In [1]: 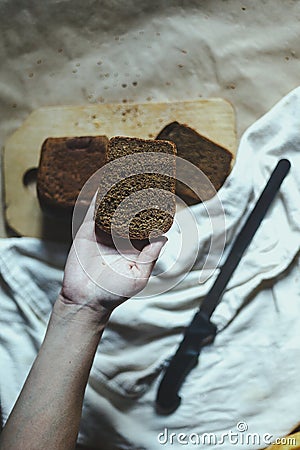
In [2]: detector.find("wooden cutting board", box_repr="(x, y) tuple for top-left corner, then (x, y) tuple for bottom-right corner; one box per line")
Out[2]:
(3, 99), (237, 241)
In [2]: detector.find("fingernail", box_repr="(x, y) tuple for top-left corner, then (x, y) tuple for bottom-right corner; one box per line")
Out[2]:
(151, 236), (168, 245)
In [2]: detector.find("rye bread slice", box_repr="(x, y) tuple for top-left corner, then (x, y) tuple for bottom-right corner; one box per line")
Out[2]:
(37, 136), (108, 217)
(94, 136), (176, 240)
(156, 122), (233, 205)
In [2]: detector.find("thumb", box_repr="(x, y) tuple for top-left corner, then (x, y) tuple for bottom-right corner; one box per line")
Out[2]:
(136, 236), (167, 277)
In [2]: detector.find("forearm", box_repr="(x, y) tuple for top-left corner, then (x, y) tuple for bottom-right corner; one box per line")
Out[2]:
(0, 297), (110, 450)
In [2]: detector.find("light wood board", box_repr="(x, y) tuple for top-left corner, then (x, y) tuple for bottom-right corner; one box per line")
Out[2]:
(3, 99), (237, 240)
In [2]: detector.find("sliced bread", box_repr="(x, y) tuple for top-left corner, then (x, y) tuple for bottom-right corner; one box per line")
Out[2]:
(94, 136), (176, 240)
(37, 136), (108, 217)
(156, 121), (233, 205)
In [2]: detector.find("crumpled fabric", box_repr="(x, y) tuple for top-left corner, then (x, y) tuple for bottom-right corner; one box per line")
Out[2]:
(1, 88), (300, 449)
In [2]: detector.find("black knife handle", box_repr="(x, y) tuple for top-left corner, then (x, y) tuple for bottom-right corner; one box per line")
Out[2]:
(155, 159), (291, 415)
(156, 311), (217, 414)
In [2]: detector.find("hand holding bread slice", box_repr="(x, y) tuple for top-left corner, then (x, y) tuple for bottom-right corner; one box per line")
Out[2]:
(94, 136), (176, 240)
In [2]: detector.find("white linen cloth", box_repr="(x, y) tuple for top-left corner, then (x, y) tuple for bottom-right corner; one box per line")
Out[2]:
(1, 87), (300, 449)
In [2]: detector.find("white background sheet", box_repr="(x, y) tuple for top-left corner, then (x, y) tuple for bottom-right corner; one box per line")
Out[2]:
(2, 89), (300, 449)
(1, 2), (300, 449)
(1, 0), (300, 235)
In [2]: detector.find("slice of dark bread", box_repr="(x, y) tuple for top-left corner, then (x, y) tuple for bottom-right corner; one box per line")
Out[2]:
(37, 136), (108, 217)
(156, 122), (233, 205)
(94, 136), (176, 240)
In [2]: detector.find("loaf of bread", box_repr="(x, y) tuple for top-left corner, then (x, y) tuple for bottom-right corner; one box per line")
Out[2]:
(94, 136), (176, 240)
(37, 136), (108, 216)
(156, 121), (233, 205)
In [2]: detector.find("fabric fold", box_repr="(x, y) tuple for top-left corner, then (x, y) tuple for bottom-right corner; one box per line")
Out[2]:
(2, 88), (300, 448)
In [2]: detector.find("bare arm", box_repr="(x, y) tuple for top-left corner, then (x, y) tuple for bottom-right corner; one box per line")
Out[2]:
(0, 201), (166, 450)
(0, 299), (108, 450)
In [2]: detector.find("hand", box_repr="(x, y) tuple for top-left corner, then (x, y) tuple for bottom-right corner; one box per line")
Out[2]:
(60, 197), (167, 315)
(0, 199), (168, 450)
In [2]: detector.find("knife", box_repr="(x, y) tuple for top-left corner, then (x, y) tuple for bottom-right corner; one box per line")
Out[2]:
(156, 158), (291, 414)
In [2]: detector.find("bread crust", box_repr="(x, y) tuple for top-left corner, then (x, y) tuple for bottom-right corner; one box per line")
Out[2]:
(156, 121), (233, 205)
(37, 136), (108, 217)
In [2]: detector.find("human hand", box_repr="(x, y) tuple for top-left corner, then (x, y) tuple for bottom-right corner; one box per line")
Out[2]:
(59, 197), (167, 316)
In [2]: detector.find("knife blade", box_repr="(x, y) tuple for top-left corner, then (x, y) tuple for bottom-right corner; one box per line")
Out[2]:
(156, 158), (291, 414)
